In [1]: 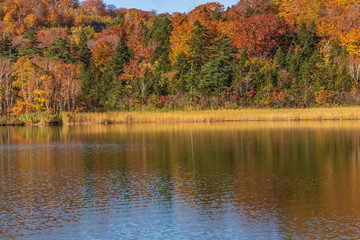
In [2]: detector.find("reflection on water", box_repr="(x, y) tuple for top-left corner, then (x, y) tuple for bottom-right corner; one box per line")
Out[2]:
(1, 122), (360, 239)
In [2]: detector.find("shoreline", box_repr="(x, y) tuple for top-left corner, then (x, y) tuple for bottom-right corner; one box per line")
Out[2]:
(2, 107), (360, 126)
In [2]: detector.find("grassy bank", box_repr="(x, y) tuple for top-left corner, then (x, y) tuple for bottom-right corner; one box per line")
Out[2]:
(3, 107), (360, 126)
(0, 112), (60, 126)
(60, 107), (360, 124)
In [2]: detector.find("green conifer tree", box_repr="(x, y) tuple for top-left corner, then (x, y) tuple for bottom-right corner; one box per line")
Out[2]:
(199, 36), (236, 95)
(78, 31), (92, 69)
(99, 36), (132, 108)
(335, 64), (352, 93)
(145, 15), (173, 95)
(296, 22), (308, 47)
(296, 21), (320, 50)
(273, 47), (286, 69)
(146, 14), (172, 63)
(0, 34), (18, 60)
(19, 27), (41, 58)
(77, 31), (99, 108)
(234, 47), (249, 82)
(47, 38), (74, 63)
(188, 20), (210, 71)
(173, 52), (190, 91)
(78, 61), (99, 107)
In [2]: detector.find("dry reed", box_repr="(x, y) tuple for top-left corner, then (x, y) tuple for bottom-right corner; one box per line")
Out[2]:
(60, 107), (360, 125)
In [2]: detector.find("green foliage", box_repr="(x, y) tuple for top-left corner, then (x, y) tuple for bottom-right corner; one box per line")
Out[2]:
(78, 61), (98, 103)
(173, 52), (190, 91)
(146, 15), (173, 61)
(77, 31), (97, 105)
(296, 21), (320, 50)
(46, 38), (74, 63)
(108, 36), (132, 77)
(78, 31), (92, 69)
(19, 27), (41, 58)
(146, 15), (173, 96)
(335, 65), (352, 92)
(199, 36), (236, 95)
(188, 20), (210, 71)
(234, 47), (249, 82)
(17, 112), (60, 124)
(99, 36), (132, 108)
(132, 66), (154, 99)
(273, 47), (286, 69)
(0, 34), (18, 60)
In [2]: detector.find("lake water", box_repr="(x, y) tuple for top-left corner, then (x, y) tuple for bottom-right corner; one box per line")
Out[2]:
(1, 122), (360, 239)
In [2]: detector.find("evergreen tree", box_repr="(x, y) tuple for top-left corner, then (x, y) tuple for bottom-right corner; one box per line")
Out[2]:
(287, 48), (301, 81)
(0, 34), (18, 60)
(153, 52), (172, 95)
(296, 22), (308, 47)
(146, 14), (173, 63)
(188, 20), (210, 71)
(78, 61), (98, 107)
(173, 51), (190, 91)
(234, 47), (249, 82)
(335, 64), (352, 93)
(199, 36), (236, 94)
(307, 21), (320, 49)
(299, 61), (312, 87)
(99, 36), (132, 107)
(107, 36), (131, 77)
(78, 31), (92, 69)
(77, 31), (98, 107)
(47, 38), (74, 63)
(19, 27), (41, 58)
(184, 20), (211, 97)
(132, 66), (154, 99)
(285, 46), (295, 66)
(273, 47), (286, 69)
(300, 42), (313, 61)
(296, 21), (320, 50)
(238, 47), (249, 66)
(308, 51), (325, 89)
(107, 15), (125, 28)
(174, 52), (189, 77)
(290, 22), (321, 91)
(146, 15), (173, 95)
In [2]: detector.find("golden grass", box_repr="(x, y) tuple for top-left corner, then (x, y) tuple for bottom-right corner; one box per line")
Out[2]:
(61, 107), (360, 125)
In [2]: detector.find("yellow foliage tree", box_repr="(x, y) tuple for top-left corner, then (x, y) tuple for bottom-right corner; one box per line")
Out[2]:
(12, 58), (48, 114)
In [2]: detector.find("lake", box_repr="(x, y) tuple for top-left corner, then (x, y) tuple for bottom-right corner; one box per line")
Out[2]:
(1, 122), (360, 239)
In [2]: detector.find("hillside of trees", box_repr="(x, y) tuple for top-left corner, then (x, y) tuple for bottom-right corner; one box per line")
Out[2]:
(0, 0), (360, 115)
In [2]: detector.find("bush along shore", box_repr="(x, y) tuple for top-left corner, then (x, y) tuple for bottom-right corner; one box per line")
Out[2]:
(3, 108), (360, 126)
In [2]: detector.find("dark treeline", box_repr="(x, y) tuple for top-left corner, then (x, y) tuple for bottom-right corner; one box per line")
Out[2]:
(0, 0), (359, 115)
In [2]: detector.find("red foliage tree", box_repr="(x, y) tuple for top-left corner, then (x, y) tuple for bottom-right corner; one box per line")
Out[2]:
(230, 14), (293, 58)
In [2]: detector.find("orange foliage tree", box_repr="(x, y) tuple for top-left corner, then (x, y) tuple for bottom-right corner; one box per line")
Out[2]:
(169, 3), (230, 63)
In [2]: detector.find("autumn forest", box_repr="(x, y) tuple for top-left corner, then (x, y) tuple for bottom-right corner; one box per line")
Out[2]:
(0, 0), (360, 116)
